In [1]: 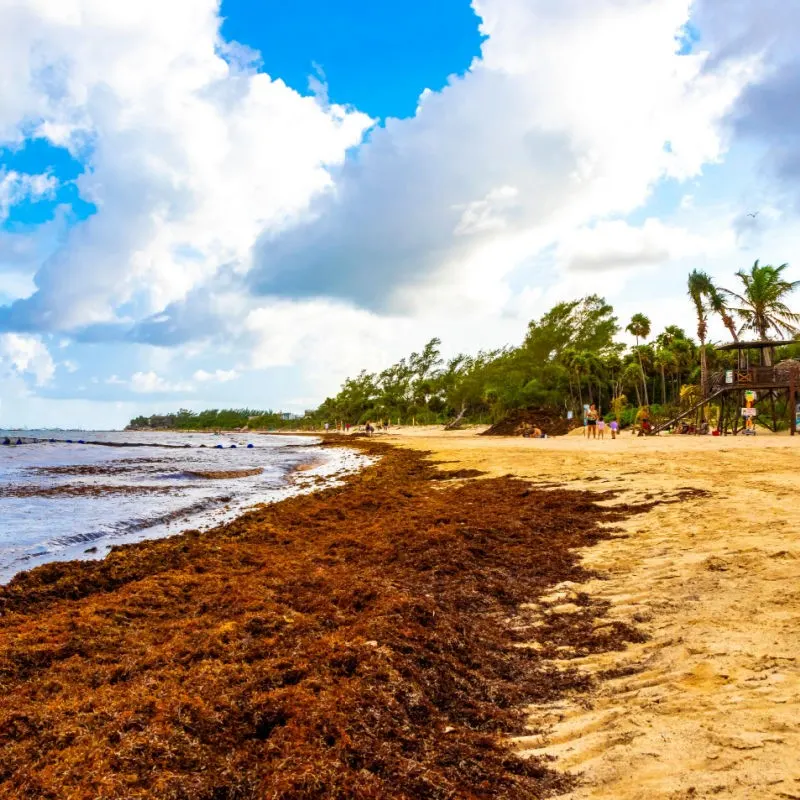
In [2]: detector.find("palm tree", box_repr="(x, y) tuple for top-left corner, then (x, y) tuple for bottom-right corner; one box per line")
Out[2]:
(688, 270), (712, 396)
(706, 289), (739, 343)
(626, 313), (651, 406)
(565, 350), (593, 411)
(722, 260), (800, 364)
(621, 362), (643, 407)
(654, 348), (677, 406)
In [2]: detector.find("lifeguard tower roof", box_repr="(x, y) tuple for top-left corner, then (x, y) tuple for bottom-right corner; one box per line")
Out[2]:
(715, 339), (796, 351)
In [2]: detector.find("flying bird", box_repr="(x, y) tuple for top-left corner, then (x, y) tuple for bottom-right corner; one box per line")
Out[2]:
(746, 211), (759, 218)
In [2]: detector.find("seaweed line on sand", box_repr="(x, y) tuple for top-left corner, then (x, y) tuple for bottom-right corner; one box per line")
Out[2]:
(0, 440), (651, 800)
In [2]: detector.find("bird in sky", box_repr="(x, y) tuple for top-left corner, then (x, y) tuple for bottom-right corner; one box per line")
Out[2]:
(746, 211), (759, 218)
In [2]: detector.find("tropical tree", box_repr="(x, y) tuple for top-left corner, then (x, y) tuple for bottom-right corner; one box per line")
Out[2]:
(722, 260), (800, 364)
(654, 348), (677, 406)
(621, 362), (644, 407)
(687, 270), (713, 395)
(626, 313), (651, 406)
(564, 349), (589, 410)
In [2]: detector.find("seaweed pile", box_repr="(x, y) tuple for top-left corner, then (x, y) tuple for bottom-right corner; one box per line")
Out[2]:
(0, 442), (644, 799)
(27, 458), (170, 477)
(481, 408), (575, 437)
(183, 468), (264, 480)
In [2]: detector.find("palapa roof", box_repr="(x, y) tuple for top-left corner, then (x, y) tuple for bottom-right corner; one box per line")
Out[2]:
(715, 339), (797, 351)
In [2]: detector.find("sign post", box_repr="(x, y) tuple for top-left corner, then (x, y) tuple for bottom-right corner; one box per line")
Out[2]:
(742, 390), (757, 434)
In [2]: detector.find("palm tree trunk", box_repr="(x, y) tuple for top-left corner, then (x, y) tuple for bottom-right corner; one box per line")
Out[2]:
(758, 321), (773, 366)
(700, 342), (708, 397)
(636, 341), (649, 406)
(661, 366), (666, 406)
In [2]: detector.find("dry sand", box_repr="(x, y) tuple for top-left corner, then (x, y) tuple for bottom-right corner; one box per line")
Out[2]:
(387, 427), (800, 799)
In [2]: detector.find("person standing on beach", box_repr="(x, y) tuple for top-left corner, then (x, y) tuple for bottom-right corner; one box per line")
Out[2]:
(610, 419), (618, 440)
(586, 404), (599, 439)
(597, 418), (605, 439)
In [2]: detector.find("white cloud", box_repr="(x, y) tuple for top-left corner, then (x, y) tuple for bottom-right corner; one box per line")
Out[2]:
(193, 368), (239, 382)
(104, 371), (194, 393)
(250, 0), (758, 310)
(0, 0), (372, 331)
(0, 170), (57, 222)
(0, 333), (56, 385)
(129, 371), (194, 394)
(692, 1), (800, 207)
(559, 218), (734, 273)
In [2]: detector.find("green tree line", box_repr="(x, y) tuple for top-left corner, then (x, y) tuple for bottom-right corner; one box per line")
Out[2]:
(128, 261), (800, 432)
(127, 409), (301, 431)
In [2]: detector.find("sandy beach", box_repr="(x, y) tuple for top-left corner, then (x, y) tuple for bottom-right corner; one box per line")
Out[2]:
(384, 427), (800, 799)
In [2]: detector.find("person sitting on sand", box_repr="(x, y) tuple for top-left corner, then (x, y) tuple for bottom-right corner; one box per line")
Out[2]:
(586, 404), (599, 439)
(533, 426), (543, 438)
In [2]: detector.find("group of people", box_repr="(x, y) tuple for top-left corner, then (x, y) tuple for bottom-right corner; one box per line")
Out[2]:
(322, 421), (390, 435)
(521, 423), (545, 438)
(584, 404), (619, 440)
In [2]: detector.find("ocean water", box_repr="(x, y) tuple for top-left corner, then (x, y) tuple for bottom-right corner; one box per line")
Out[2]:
(0, 430), (369, 584)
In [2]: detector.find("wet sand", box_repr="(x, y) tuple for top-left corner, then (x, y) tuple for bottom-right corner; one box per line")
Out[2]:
(387, 428), (800, 799)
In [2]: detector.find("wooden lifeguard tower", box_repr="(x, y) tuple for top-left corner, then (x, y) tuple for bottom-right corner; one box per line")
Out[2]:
(655, 339), (799, 435)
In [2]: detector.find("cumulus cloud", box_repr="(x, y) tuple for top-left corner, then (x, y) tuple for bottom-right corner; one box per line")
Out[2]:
(129, 371), (194, 394)
(0, 170), (57, 222)
(193, 368), (239, 383)
(559, 218), (733, 273)
(0, 332), (55, 385)
(693, 0), (800, 204)
(103, 372), (193, 393)
(0, 0), (372, 332)
(248, 0), (756, 310)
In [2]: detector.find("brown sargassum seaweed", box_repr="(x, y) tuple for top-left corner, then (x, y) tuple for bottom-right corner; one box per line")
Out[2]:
(0, 441), (646, 799)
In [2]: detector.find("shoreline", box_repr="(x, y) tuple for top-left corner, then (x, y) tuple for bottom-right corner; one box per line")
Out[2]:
(0, 437), (648, 799)
(0, 434), (365, 585)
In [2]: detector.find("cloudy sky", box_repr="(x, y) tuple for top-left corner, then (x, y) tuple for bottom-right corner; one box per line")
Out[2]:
(1, 0), (798, 428)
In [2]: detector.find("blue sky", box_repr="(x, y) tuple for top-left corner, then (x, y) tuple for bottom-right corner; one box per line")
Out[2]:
(1, 0), (799, 428)
(220, 0), (485, 119)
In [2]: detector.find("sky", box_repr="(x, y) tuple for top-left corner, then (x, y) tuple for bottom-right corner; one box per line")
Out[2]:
(1, 0), (799, 428)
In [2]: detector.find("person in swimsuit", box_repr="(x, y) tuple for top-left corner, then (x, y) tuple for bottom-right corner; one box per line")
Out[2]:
(587, 404), (599, 439)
